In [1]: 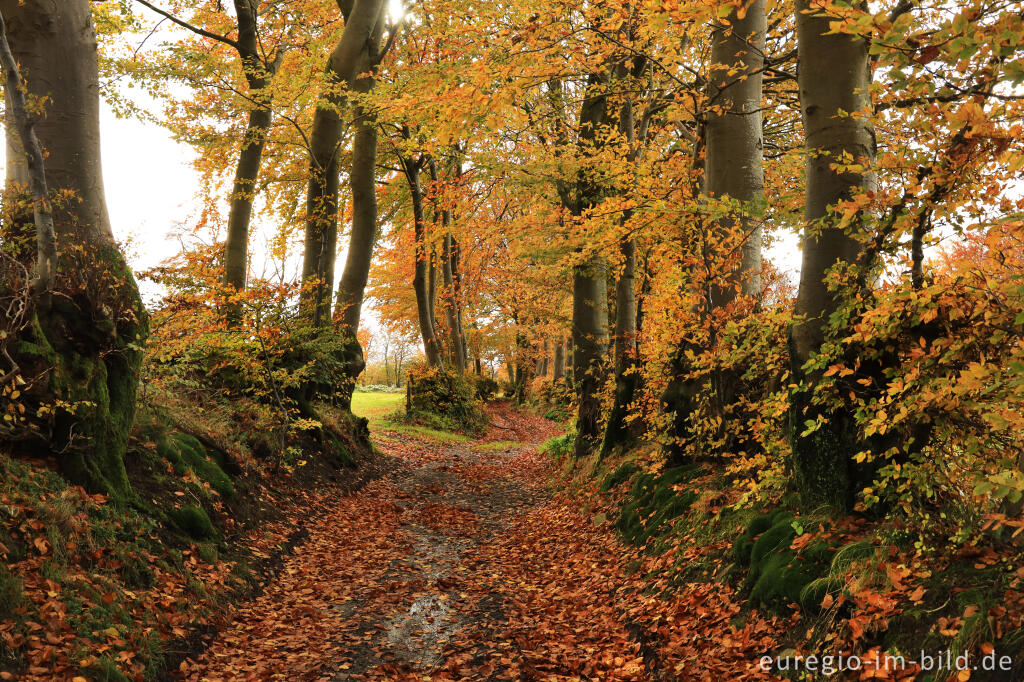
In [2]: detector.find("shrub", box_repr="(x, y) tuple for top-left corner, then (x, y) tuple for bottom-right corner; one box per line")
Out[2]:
(541, 433), (575, 461)
(405, 365), (487, 432)
(474, 376), (499, 401)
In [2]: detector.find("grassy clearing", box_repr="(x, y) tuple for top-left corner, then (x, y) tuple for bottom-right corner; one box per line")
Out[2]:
(351, 391), (405, 428)
(351, 390), (472, 444)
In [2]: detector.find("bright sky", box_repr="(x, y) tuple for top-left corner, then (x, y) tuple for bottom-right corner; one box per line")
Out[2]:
(0, 99), (195, 305)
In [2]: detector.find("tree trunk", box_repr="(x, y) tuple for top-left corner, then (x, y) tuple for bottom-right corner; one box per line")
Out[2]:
(706, 0), (766, 305)
(441, 234), (467, 373)
(602, 235), (639, 455)
(790, 0), (876, 511)
(602, 93), (643, 455)
(223, 105), (272, 300)
(428, 160), (467, 373)
(332, 31), (384, 407)
(569, 71), (614, 458)
(300, 0), (385, 327)
(222, 0), (276, 324)
(0, 8), (56, 294)
(706, 0), (767, 450)
(334, 89), (377, 334)
(572, 258), (609, 456)
(552, 340), (566, 382)
(427, 248), (437, 332)
(1, 0), (147, 500)
(402, 154), (443, 367)
(661, 4), (766, 460)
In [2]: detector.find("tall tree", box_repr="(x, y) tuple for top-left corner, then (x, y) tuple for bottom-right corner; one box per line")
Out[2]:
(332, 4), (392, 404)
(300, 0), (387, 327)
(428, 159), (468, 373)
(706, 0), (766, 304)
(661, 1), (767, 460)
(1, 0), (147, 498)
(400, 147), (444, 367)
(134, 0), (283, 323)
(789, 0), (876, 510)
(569, 70), (614, 458)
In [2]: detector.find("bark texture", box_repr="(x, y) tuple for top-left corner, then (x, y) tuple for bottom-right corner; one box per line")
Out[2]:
(661, 2), (766, 461)
(222, 0), (278, 311)
(706, 0), (766, 303)
(332, 17), (387, 406)
(428, 159), (468, 373)
(1, 0), (147, 499)
(0, 7), (56, 293)
(568, 71), (614, 458)
(300, 0), (386, 327)
(552, 340), (566, 382)
(790, 0), (877, 511)
(401, 151), (443, 367)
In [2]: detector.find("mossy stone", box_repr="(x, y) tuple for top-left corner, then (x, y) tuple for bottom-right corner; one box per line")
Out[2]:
(170, 505), (215, 540)
(162, 433), (235, 498)
(614, 465), (702, 547)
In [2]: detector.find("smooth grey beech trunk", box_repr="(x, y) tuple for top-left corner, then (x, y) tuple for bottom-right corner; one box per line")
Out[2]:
(790, 0), (877, 511)
(441, 233), (467, 372)
(427, 159), (468, 373)
(222, 0), (278, 314)
(661, 3), (766, 461)
(603, 93), (646, 455)
(335, 42), (382, 336)
(552, 340), (566, 382)
(300, 0), (386, 327)
(401, 153), (443, 367)
(706, 0), (766, 304)
(0, 7), (56, 295)
(1, 0), (147, 499)
(568, 70), (615, 458)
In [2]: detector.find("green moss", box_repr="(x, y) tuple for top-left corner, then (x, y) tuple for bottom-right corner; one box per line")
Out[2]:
(750, 517), (797, 565)
(23, 249), (149, 503)
(169, 505), (215, 540)
(157, 433), (234, 498)
(733, 510), (791, 566)
(323, 428), (355, 468)
(734, 512), (839, 611)
(172, 434), (234, 498)
(614, 465), (703, 548)
(0, 564), (24, 614)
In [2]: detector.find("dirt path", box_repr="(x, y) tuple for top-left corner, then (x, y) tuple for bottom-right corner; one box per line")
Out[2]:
(178, 405), (778, 681)
(177, 406), (557, 680)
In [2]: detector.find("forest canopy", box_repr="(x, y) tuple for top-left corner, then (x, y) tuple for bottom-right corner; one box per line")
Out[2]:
(1, 0), (1024, 679)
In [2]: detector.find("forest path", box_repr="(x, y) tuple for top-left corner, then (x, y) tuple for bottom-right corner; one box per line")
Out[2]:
(176, 401), (778, 681)
(176, 403), (633, 680)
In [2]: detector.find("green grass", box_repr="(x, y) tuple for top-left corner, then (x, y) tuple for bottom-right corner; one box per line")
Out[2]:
(475, 440), (519, 451)
(351, 391), (472, 444)
(379, 423), (473, 444)
(351, 391), (406, 428)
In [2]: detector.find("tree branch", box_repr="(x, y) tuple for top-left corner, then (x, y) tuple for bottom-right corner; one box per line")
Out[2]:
(134, 0), (240, 50)
(0, 8), (57, 294)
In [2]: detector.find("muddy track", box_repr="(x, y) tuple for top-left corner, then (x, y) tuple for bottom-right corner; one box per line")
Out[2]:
(177, 409), (560, 681)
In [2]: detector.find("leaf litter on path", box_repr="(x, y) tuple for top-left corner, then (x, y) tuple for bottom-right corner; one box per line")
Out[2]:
(180, 407), (781, 681)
